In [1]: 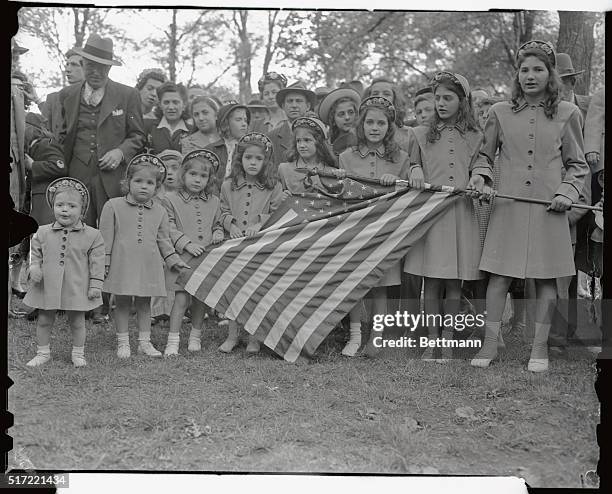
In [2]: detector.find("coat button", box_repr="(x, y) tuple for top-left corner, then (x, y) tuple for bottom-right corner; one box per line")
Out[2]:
(197, 219), (202, 224)
(527, 165), (533, 170)
(528, 150), (533, 155)
(449, 149), (454, 153)
(449, 162), (454, 167)
(198, 235), (204, 240)
(138, 239), (143, 244)
(247, 192), (251, 197)
(244, 211), (248, 215)
(449, 176), (454, 182)
(529, 119), (535, 123)
(60, 253), (65, 258)
(63, 229), (68, 234)
(196, 211), (201, 216)
(61, 245), (66, 250)
(246, 202), (250, 206)
(138, 224), (143, 228)
(62, 236), (67, 241)
(242, 221), (247, 225)
(59, 260), (64, 266)
(525, 180), (531, 186)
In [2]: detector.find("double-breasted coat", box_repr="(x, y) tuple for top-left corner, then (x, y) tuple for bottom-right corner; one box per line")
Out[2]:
(162, 190), (223, 290)
(475, 99), (588, 279)
(24, 221), (105, 311)
(338, 144), (410, 286)
(404, 124), (485, 280)
(99, 196), (181, 296)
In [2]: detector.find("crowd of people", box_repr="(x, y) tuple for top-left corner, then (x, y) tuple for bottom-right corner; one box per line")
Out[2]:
(9, 33), (604, 372)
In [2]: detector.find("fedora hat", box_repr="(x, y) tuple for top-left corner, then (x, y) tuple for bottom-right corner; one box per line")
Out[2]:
(74, 34), (121, 66)
(556, 53), (585, 78)
(275, 81), (316, 109)
(317, 87), (361, 124)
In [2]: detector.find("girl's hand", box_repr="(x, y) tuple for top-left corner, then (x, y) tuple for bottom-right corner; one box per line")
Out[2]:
(185, 242), (204, 256)
(282, 189), (292, 200)
(332, 168), (347, 179)
(586, 152), (600, 168)
(173, 259), (191, 271)
(548, 194), (573, 212)
(245, 224), (261, 237)
(380, 174), (398, 187)
(409, 167), (425, 189)
(29, 265), (42, 283)
(229, 224), (243, 239)
(88, 287), (102, 300)
(466, 174), (493, 200)
(212, 230), (224, 244)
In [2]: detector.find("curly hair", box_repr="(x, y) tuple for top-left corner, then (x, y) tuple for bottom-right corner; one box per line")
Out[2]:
(355, 107), (401, 162)
(229, 141), (277, 189)
(362, 77), (407, 128)
(511, 48), (561, 120)
(153, 82), (190, 121)
(178, 156), (217, 197)
(287, 126), (337, 168)
(426, 80), (479, 143)
(135, 68), (167, 91)
(327, 96), (358, 143)
(120, 162), (164, 195)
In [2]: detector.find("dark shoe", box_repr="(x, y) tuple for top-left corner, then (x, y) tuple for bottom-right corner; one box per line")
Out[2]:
(91, 312), (109, 324)
(26, 308), (39, 321)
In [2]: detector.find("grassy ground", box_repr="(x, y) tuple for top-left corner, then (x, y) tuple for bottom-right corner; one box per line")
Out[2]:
(7, 311), (599, 487)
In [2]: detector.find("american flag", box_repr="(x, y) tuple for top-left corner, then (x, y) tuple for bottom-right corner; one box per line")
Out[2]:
(176, 176), (459, 362)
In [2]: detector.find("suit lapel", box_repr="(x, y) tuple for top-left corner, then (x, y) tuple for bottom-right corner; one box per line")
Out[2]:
(64, 82), (83, 135)
(98, 80), (117, 127)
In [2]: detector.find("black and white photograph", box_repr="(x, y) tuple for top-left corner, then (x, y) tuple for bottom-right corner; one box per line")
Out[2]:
(5, 1), (607, 491)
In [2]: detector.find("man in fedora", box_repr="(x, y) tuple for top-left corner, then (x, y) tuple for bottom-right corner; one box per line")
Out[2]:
(267, 81), (316, 167)
(59, 34), (145, 226)
(556, 53), (591, 124)
(58, 33), (145, 323)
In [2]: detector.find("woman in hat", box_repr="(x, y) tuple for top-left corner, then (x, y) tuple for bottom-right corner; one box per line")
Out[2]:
(404, 71), (485, 361)
(204, 101), (251, 194)
(181, 95), (222, 153)
(337, 96), (410, 357)
(24, 178), (105, 367)
(468, 40), (589, 372)
(247, 99), (272, 134)
(148, 82), (192, 155)
(318, 87), (361, 160)
(258, 72), (288, 129)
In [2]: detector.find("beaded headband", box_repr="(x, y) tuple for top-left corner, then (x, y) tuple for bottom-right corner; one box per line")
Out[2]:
(258, 71), (288, 92)
(291, 116), (328, 139)
(46, 177), (90, 215)
(431, 71), (471, 98)
(182, 149), (221, 171)
(517, 40), (556, 68)
(128, 153), (167, 183)
(238, 132), (274, 155)
(359, 96), (396, 122)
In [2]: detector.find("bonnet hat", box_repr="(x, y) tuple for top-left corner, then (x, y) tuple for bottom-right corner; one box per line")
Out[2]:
(431, 71), (471, 98)
(318, 87), (361, 124)
(291, 116), (328, 140)
(156, 149), (183, 165)
(275, 81), (316, 109)
(182, 149), (221, 172)
(238, 132), (274, 156)
(46, 177), (90, 215)
(517, 40), (556, 68)
(555, 53), (585, 78)
(216, 101), (251, 129)
(414, 86), (433, 98)
(128, 153), (167, 183)
(258, 72), (288, 93)
(358, 96), (397, 123)
(74, 34), (121, 66)
(247, 99), (270, 112)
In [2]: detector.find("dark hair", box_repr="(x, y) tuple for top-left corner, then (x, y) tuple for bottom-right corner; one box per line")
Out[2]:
(427, 80), (479, 143)
(136, 69), (167, 91)
(327, 96), (358, 143)
(362, 77), (407, 128)
(229, 140), (276, 189)
(287, 125), (337, 168)
(355, 106), (401, 162)
(179, 156), (217, 197)
(120, 162), (164, 195)
(511, 48), (561, 119)
(154, 82), (189, 120)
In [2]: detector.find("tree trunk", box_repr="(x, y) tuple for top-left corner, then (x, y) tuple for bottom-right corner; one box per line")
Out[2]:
(234, 11), (252, 102)
(168, 9), (178, 82)
(557, 11), (597, 95)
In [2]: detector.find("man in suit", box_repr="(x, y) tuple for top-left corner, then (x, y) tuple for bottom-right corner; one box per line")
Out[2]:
(40, 48), (84, 138)
(267, 81), (316, 168)
(59, 34), (145, 323)
(59, 34), (145, 228)
(556, 53), (591, 124)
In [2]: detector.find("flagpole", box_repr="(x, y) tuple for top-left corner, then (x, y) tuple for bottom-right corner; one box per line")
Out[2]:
(304, 169), (603, 212)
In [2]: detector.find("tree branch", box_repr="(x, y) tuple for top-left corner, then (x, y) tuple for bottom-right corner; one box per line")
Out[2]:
(204, 64), (233, 89)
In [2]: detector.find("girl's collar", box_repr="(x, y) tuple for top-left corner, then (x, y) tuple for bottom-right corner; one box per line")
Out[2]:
(436, 120), (467, 133)
(233, 177), (266, 190)
(124, 195), (154, 209)
(296, 157), (321, 168)
(178, 190), (209, 202)
(513, 97), (546, 113)
(357, 144), (385, 158)
(51, 220), (85, 231)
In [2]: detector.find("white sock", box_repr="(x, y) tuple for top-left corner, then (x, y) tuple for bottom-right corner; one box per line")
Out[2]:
(71, 345), (84, 358)
(189, 328), (202, 340)
(349, 323), (361, 341)
(167, 333), (180, 344)
(530, 322), (550, 361)
(474, 321), (501, 360)
(138, 331), (151, 343)
(117, 333), (129, 346)
(37, 344), (51, 356)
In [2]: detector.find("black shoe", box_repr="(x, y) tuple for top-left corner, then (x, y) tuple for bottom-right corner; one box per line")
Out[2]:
(11, 288), (26, 299)
(91, 312), (109, 324)
(26, 308), (39, 321)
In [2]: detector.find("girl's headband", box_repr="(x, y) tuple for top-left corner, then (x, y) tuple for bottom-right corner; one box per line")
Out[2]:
(257, 71), (288, 92)
(128, 153), (167, 183)
(190, 95), (220, 114)
(182, 149), (221, 171)
(46, 177), (90, 215)
(517, 40), (556, 68)
(431, 71), (471, 99)
(238, 132), (274, 155)
(359, 96), (396, 123)
(291, 116), (328, 139)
